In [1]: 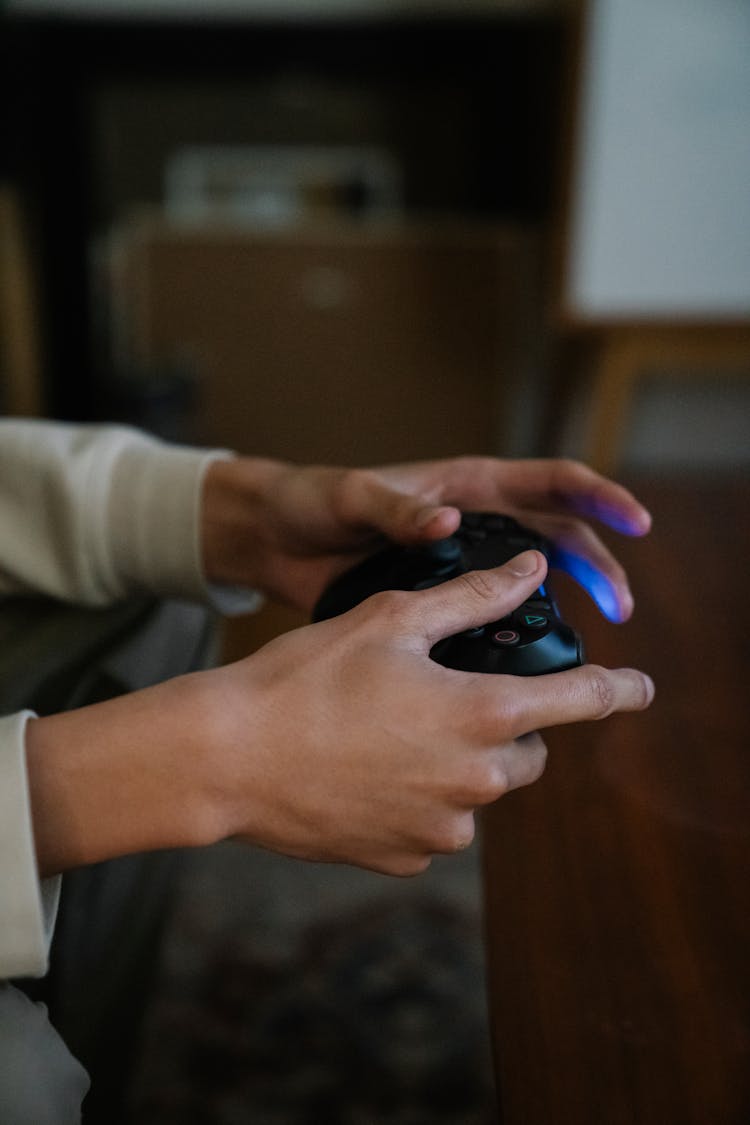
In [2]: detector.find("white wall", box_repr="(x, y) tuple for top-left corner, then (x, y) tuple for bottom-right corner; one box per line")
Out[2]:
(567, 0), (750, 319)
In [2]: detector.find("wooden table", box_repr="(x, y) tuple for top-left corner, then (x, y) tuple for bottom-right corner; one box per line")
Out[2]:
(481, 475), (750, 1124)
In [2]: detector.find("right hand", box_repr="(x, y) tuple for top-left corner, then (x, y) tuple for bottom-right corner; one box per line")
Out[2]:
(209, 549), (654, 876)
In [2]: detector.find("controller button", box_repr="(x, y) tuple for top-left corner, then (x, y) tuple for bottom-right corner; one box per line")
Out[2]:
(521, 613), (548, 630)
(492, 628), (521, 646)
(463, 626), (485, 638)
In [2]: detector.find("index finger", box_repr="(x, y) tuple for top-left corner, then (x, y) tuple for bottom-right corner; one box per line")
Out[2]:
(491, 460), (653, 537)
(480, 663), (655, 740)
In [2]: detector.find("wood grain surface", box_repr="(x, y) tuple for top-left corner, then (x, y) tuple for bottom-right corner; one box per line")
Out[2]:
(481, 474), (750, 1124)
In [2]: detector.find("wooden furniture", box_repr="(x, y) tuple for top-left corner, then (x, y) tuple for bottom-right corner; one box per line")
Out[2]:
(116, 216), (534, 465)
(114, 215), (537, 657)
(3, 11), (565, 421)
(481, 475), (750, 1123)
(548, 322), (750, 475)
(544, 0), (750, 472)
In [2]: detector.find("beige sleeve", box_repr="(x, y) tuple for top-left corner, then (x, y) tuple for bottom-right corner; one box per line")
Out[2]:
(0, 711), (60, 978)
(0, 419), (259, 610)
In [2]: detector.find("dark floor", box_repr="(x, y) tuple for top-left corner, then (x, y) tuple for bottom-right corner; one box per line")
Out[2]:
(126, 840), (497, 1124)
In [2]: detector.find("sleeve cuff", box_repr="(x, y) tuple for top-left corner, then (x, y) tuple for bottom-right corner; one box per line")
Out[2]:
(0, 711), (60, 979)
(104, 433), (263, 613)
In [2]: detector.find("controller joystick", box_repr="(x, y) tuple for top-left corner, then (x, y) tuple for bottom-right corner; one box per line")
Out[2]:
(312, 512), (585, 676)
(421, 537), (463, 566)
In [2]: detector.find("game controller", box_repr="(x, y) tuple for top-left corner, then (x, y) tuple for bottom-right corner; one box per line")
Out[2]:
(312, 512), (585, 676)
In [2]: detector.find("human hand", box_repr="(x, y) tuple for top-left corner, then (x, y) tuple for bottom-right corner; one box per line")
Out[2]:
(208, 551), (653, 875)
(201, 456), (651, 623)
(26, 552), (653, 879)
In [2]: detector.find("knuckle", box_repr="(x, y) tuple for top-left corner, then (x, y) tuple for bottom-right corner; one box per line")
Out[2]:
(553, 456), (597, 486)
(534, 740), (549, 777)
(452, 454), (490, 476)
(360, 588), (413, 626)
(456, 568), (499, 604)
(333, 468), (376, 517)
(523, 737), (549, 782)
(545, 511), (580, 536)
(557, 456), (589, 477)
(547, 457), (603, 504)
(587, 665), (616, 717)
(462, 758), (510, 804)
(468, 682), (556, 751)
(468, 688), (519, 742)
(339, 466), (373, 497)
(484, 759), (513, 800)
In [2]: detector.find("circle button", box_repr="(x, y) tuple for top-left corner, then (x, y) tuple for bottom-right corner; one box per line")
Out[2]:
(492, 628), (520, 646)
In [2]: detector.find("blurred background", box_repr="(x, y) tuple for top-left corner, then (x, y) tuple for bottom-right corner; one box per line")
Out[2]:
(1, 0), (748, 1122)
(3, 0), (748, 482)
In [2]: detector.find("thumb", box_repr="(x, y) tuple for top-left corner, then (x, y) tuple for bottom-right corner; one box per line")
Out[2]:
(341, 472), (462, 543)
(413, 550), (548, 647)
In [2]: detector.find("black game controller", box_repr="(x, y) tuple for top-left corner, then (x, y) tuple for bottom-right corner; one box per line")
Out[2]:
(312, 512), (585, 676)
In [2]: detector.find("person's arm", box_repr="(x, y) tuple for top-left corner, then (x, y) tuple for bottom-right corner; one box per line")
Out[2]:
(0, 419), (258, 609)
(7, 440), (654, 978)
(0, 420), (259, 979)
(24, 551), (653, 882)
(0, 712), (59, 978)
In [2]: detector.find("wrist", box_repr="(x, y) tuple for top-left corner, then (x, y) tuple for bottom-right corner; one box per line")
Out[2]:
(201, 456), (290, 590)
(25, 670), (234, 877)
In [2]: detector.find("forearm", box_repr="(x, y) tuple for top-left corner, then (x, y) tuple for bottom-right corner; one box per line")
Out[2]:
(24, 671), (231, 878)
(0, 420), (224, 605)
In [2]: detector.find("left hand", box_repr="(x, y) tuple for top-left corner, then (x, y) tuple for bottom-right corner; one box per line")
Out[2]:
(201, 455), (651, 622)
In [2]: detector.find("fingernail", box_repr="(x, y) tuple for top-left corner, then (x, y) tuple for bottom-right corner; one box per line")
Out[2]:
(508, 550), (541, 577)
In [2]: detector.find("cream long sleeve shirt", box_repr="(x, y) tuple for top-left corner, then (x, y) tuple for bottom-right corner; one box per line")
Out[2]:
(0, 420), (259, 979)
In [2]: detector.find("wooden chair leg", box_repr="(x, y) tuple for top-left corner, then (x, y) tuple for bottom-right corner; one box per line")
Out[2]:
(585, 333), (641, 475)
(539, 330), (600, 458)
(553, 323), (749, 477)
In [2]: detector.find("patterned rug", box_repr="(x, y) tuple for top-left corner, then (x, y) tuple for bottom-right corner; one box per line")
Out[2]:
(127, 844), (497, 1124)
